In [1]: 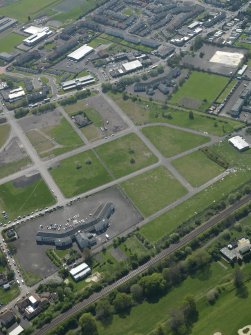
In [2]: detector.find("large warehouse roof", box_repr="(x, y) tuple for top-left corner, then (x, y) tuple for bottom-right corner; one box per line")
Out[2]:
(228, 136), (249, 151)
(122, 60), (142, 72)
(67, 44), (93, 61)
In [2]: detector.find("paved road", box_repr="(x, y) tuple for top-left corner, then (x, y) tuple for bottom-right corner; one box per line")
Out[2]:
(34, 194), (251, 335)
(1, 102), (65, 204)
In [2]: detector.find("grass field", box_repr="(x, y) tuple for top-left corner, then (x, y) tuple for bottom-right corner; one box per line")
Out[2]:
(95, 133), (157, 179)
(216, 79), (237, 104)
(120, 236), (148, 258)
(170, 71), (229, 111)
(97, 262), (234, 335)
(142, 126), (209, 158)
(121, 166), (187, 217)
(211, 140), (251, 169)
(0, 176), (55, 220)
(89, 37), (110, 48)
(109, 93), (243, 136)
(0, 158), (31, 179)
(172, 150), (225, 187)
(0, 124), (10, 149)
(0, 284), (20, 304)
(0, 0), (61, 21)
(27, 117), (83, 158)
(64, 100), (103, 141)
(0, 33), (24, 52)
(140, 169), (251, 242)
(50, 150), (112, 197)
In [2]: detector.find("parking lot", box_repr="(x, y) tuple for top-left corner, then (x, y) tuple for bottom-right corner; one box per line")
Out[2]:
(11, 186), (142, 278)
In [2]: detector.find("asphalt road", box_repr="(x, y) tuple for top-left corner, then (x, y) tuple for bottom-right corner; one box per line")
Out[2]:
(34, 194), (251, 335)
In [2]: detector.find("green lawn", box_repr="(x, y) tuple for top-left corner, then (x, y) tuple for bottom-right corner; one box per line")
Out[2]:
(211, 140), (251, 169)
(170, 71), (229, 111)
(216, 79), (237, 104)
(50, 150), (112, 197)
(140, 169), (251, 242)
(89, 37), (110, 48)
(0, 175), (55, 220)
(95, 133), (157, 179)
(192, 277), (251, 335)
(121, 166), (187, 217)
(0, 0), (61, 21)
(0, 284), (20, 304)
(0, 124), (10, 149)
(109, 93), (243, 136)
(120, 236), (148, 258)
(97, 262), (233, 335)
(172, 150), (225, 187)
(27, 116), (83, 158)
(142, 126), (210, 158)
(0, 33), (24, 52)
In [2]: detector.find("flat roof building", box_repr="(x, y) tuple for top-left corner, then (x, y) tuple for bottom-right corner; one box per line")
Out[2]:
(228, 136), (249, 152)
(69, 262), (91, 281)
(67, 44), (94, 61)
(9, 325), (24, 335)
(8, 87), (25, 102)
(0, 17), (17, 33)
(23, 26), (52, 46)
(61, 75), (95, 91)
(122, 60), (142, 73)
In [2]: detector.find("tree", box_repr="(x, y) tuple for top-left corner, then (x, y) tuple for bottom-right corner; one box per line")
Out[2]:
(96, 299), (112, 321)
(113, 292), (132, 313)
(139, 273), (166, 299)
(188, 111), (194, 120)
(182, 296), (198, 325)
(233, 269), (244, 288)
(130, 283), (143, 303)
(79, 313), (98, 335)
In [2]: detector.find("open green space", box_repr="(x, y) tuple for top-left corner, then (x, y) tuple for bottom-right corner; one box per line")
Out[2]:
(170, 71), (229, 111)
(63, 100), (102, 141)
(0, 175), (55, 220)
(100, 33), (154, 53)
(89, 36), (110, 48)
(0, 284), (20, 305)
(95, 133), (157, 179)
(172, 150), (225, 187)
(109, 93), (243, 136)
(27, 117), (83, 158)
(52, 0), (105, 23)
(192, 279), (251, 335)
(0, 124), (10, 149)
(0, 158), (31, 179)
(210, 140), (251, 169)
(142, 125), (210, 158)
(121, 166), (187, 217)
(97, 262), (234, 335)
(120, 236), (148, 258)
(216, 79), (237, 104)
(50, 150), (112, 197)
(140, 169), (251, 242)
(0, 33), (24, 52)
(0, 0), (61, 21)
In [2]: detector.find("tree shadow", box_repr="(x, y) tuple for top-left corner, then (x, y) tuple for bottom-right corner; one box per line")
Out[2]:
(99, 314), (113, 327)
(191, 265), (212, 281)
(236, 284), (249, 299)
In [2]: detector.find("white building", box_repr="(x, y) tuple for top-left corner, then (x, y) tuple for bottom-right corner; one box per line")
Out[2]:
(122, 60), (142, 73)
(67, 44), (94, 61)
(23, 26), (52, 46)
(228, 136), (249, 151)
(8, 87), (25, 102)
(61, 75), (95, 91)
(69, 262), (91, 281)
(9, 325), (24, 335)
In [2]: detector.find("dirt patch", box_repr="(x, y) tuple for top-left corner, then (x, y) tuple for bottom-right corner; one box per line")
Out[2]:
(18, 109), (62, 132)
(110, 247), (128, 261)
(0, 137), (28, 164)
(12, 172), (40, 188)
(238, 326), (251, 335)
(179, 96), (201, 109)
(86, 272), (102, 283)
